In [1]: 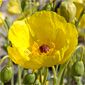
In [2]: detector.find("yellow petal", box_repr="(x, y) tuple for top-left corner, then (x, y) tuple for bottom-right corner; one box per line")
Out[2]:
(8, 20), (30, 49)
(0, 0), (2, 6)
(79, 14), (85, 29)
(73, 0), (83, 3)
(7, 46), (30, 66)
(59, 23), (78, 63)
(27, 11), (67, 49)
(74, 2), (84, 19)
(0, 12), (5, 25)
(8, 46), (42, 69)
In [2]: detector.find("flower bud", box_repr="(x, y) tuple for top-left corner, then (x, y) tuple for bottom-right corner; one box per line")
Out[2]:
(0, 66), (13, 83)
(7, 0), (21, 14)
(72, 61), (84, 76)
(60, 1), (76, 22)
(23, 73), (36, 84)
(43, 3), (53, 11)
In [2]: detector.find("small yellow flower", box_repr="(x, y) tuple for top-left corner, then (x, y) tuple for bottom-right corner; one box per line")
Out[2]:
(0, 0), (2, 6)
(7, 0), (21, 14)
(0, 12), (5, 25)
(79, 14), (85, 29)
(72, 0), (83, 3)
(74, 2), (84, 19)
(8, 11), (78, 69)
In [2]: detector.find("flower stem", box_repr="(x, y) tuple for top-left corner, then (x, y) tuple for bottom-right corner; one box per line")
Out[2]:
(11, 63), (14, 85)
(0, 55), (8, 65)
(29, 0), (32, 15)
(57, 62), (68, 85)
(39, 68), (43, 84)
(1, 82), (4, 85)
(43, 67), (48, 85)
(18, 66), (22, 85)
(81, 46), (84, 60)
(52, 66), (57, 85)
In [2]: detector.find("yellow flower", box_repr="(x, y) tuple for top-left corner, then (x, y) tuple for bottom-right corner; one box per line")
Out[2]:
(7, 11), (78, 69)
(7, 0), (21, 14)
(0, 0), (2, 6)
(0, 12), (5, 25)
(74, 2), (84, 19)
(72, 0), (83, 3)
(79, 14), (85, 29)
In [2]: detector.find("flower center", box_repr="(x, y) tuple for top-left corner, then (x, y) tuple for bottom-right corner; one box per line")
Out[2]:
(39, 44), (50, 53)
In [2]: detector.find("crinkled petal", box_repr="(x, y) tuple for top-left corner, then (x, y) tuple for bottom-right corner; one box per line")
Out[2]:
(27, 11), (67, 49)
(7, 46), (29, 65)
(74, 2), (84, 19)
(8, 20), (30, 49)
(8, 46), (43, 69)
(59, 23), (78, 63)
(79, 14), (85, 28)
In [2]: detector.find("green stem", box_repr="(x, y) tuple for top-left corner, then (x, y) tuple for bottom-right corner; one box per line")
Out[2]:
(0, 33), (6, 38)
(57, 62), (69, 85)
(11, 63), (14, 85)
(40, 68), (43, 84)
(0, 17), (8, 33)
(43, 67), (48, 85)
(1, 82), (4, 85)
(52, 66), (56, 78)
(55, 65), (58, 73)
(29, 0), (32, 15)
(18, 66), (22, 85)
(23, 69), (28, 78)
(53, 0), (56, 11)
(0, 55), (8, 65)
(75, 45), (84, 60)
(52, 66), (57, 85)
(81, 46), (84, 60)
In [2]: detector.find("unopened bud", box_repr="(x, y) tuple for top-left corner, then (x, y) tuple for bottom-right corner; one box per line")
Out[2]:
(43, 3), (53, 11)
(72, 61), (84, 76)
(0, 66), (13, 83)
(23, 73), (36, 84)
(60, 1), (76, 22)
(7, 0), (21, 14)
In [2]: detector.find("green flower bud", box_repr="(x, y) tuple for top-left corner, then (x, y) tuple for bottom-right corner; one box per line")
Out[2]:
(43, 3), (53, 11)
(23, 73), (36, 84)
(60, 1), (76, 22)
(72, 61), (84, 76)
(0, 66), (13, 83)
